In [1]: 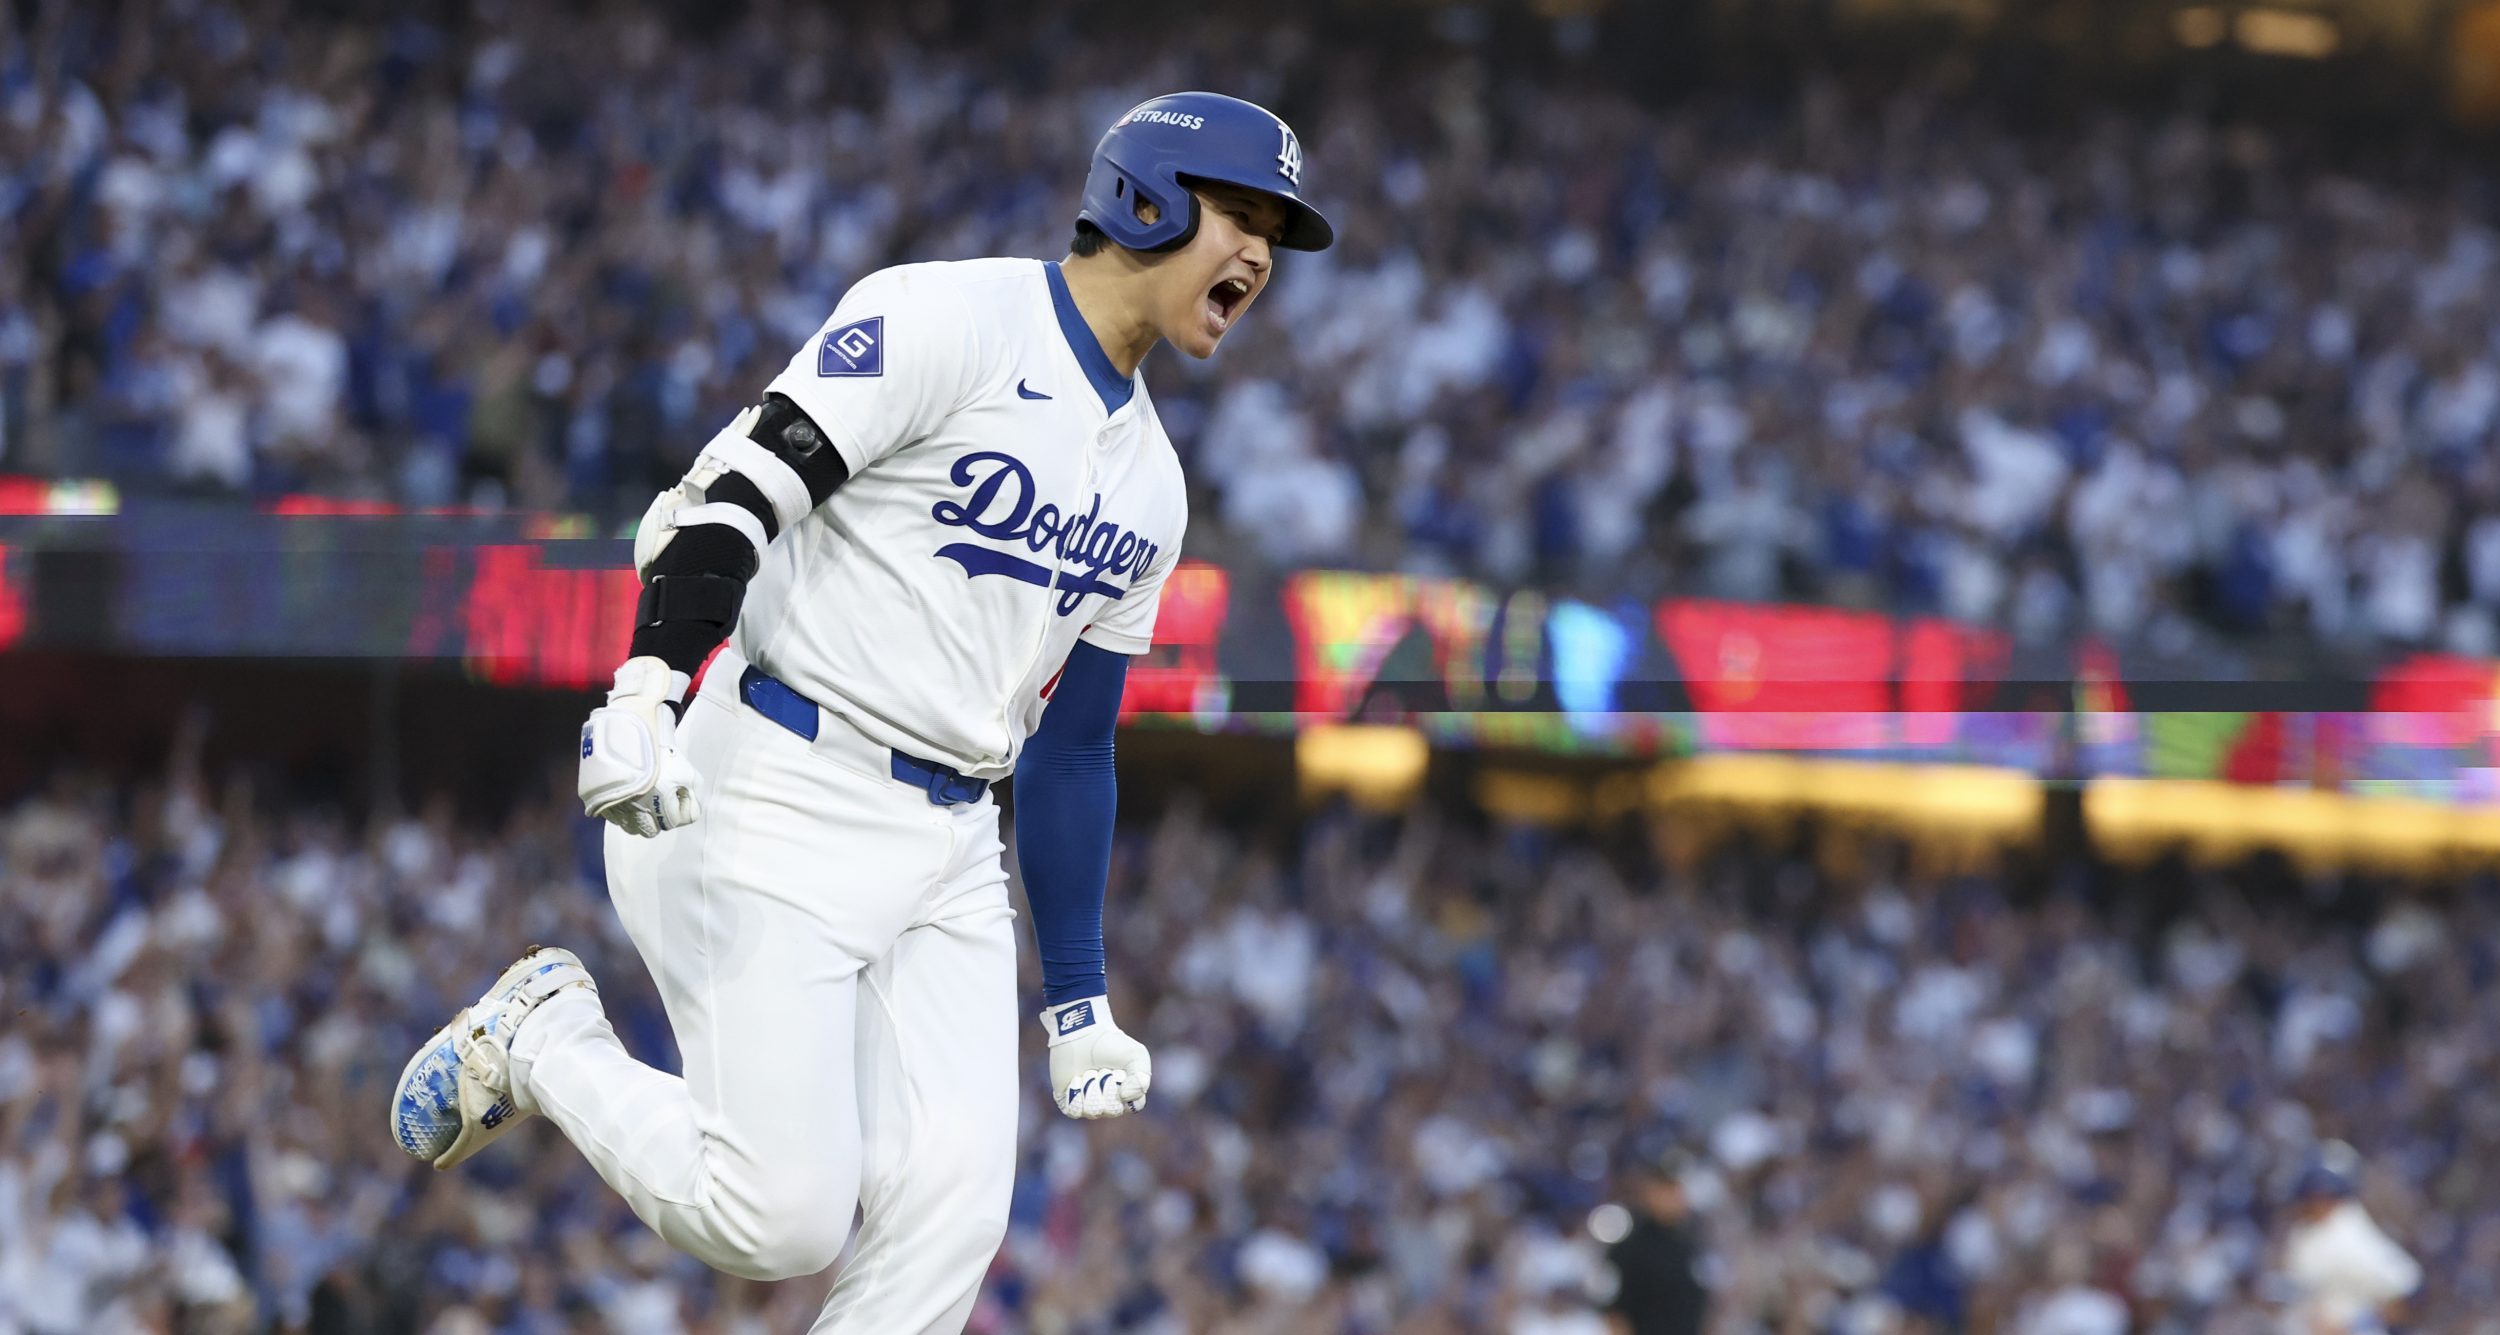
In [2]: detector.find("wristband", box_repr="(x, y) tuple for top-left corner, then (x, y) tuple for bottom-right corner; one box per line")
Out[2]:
(1042, 995), (1111, 1046)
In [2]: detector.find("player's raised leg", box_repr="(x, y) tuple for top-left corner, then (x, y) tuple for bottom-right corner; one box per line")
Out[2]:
(811, 816), (1021, 1334)
(506, 679), (945, 1280)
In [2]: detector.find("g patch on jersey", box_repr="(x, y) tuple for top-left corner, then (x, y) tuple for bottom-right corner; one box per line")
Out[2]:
(819, 317), (884, 377)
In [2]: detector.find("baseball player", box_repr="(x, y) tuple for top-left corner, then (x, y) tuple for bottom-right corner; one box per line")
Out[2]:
(2280, 1143), (2421, 1334)
(387, 92), (1331, 1331)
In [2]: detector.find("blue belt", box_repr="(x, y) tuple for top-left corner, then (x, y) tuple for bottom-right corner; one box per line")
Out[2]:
(737, 665), (990, 807)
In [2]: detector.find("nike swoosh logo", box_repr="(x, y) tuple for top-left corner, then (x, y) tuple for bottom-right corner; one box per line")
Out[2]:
(1017, 379), (1051, 400)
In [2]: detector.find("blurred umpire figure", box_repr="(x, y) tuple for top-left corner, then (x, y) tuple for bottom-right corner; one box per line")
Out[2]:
(1597, 1141), (1708, 1335)
(2280, 1141), (2420, 1334)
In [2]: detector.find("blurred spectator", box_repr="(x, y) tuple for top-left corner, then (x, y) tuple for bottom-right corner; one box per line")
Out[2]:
(1597, 1146), (1707, 1335)
(2280, 1142), (2421, 1334)
(7, 1), (2500, 662)
(5, 717), (2499, 1332)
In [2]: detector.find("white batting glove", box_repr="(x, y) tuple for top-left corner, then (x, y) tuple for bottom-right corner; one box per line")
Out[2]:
(1043, 996), (1151, 1119)
(578, 656), (701, 838)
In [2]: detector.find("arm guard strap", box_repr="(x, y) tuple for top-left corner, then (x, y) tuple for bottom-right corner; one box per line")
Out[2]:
(627, 395), (852, 680)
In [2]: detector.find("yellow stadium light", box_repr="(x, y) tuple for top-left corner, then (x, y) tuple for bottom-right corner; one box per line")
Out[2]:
(2174, 6), (2229, 48)
(1474, 769), (1592, 827)
(2086, 779), (2500, 870)
(1297, 724), (1429, 811)
(1647, 755), (2041, 835)
(2236, 9), (2340, 58)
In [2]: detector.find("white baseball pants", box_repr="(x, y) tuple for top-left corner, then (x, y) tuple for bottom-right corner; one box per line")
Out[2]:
(511, 649), (1020, 1333)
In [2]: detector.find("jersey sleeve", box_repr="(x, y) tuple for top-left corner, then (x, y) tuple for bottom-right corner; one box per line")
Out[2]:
(1082, 454), (1187, 656)
(1081, 544), (1177, 655)
(764, 266), (982, 477)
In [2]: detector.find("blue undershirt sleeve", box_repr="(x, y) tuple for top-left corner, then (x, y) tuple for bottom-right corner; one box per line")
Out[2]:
(1012, 640), (1129, 1006)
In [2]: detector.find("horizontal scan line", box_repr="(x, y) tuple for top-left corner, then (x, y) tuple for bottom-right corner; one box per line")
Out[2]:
(1189, 680), (2393, 714)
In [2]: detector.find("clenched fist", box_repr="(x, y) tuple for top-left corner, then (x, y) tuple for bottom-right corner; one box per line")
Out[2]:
(1043, 995), (1151, 1119)
(578, 657), (701, 837)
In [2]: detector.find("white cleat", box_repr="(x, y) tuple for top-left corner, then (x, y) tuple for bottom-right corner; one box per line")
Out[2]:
(391, 945), (596, 1170)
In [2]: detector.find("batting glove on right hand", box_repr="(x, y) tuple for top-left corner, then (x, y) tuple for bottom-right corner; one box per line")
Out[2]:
(578, 656), (701, 838)
(1044, 996), (1151, 1119)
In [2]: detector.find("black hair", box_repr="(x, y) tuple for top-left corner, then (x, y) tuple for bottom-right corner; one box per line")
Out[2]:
(1068, 222), (1110, 257)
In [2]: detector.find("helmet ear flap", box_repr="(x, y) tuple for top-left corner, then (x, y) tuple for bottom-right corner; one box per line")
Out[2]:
(1156, 198), (1200, 253)
(1139, 174), (1199, 253)
(1118, 176), (1158, 227)
(1076, 157), (1197, 252)
(1119, 170), (1197, 253)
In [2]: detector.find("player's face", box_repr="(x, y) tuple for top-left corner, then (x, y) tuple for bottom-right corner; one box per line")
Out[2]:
(1162, 185), (1288, 359)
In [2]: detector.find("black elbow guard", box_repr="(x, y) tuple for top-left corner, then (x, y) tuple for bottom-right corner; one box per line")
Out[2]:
(635, 571), (747, 630)
(630, 571), (747, 676)
(675, 394), (852, 549)
(754, 392), (852, 507)
(628, 395), (850, 678)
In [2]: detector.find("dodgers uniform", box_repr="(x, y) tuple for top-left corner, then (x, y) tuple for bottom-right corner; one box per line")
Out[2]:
(2277, 1145), (2422, 1335)
(527, 258), (1181, 1328)
(2283, 1199), (2421, 1334)
(738, 259), (1181, 771)
(390, 90), (1334, 1334)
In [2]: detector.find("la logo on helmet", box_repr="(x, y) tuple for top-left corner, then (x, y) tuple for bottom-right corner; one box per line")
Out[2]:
(1276, 123), (1303, 187)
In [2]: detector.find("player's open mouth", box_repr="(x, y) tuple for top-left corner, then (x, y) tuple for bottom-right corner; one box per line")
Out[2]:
(1205, 276), (1251, 333)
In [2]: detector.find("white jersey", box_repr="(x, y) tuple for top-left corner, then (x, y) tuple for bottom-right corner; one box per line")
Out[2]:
(736, 257), (1187, 781)
(2282, 1201), (2421, 1333)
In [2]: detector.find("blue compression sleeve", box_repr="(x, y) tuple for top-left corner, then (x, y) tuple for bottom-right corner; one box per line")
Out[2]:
(1014, 641), (1129, 1006)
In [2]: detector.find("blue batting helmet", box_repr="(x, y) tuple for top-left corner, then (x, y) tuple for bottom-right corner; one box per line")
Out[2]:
(1076, 92), (1334, 253)
(2294, 1140), (2361, 1201)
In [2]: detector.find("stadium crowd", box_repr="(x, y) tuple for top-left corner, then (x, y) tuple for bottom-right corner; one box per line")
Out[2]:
(0, 721), (2486, 1333)
(9, 0), (2500, 661)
